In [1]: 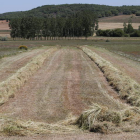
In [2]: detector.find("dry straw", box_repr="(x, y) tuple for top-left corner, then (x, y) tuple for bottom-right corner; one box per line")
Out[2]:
(76, 103), (140, 133)
(0, 116), (79, 136)
(76, 46), (140, 133)
(0, 48), (57, 105)
(79, 46), (140, 107)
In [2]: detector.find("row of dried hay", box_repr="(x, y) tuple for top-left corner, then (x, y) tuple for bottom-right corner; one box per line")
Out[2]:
(76, 103), (140, 133)
(0, 47), (57, 105)
(0, 116), (79, 136)
(80, 46), (140, 107)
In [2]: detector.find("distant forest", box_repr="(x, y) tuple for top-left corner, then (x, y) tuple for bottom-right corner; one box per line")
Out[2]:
(0, 4), (140, 20)
(2, 4), (140, 39)
(9, 11), (98, 40)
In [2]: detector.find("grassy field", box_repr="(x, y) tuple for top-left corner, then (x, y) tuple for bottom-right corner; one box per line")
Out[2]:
(91, 39), (140, 61)
(0, 41), (45, 59)
(0, 39), (140, 59)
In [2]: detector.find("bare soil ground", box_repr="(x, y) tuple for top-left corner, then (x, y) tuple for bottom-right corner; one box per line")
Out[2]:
(98, 15), (140, 30)
(0, 20), (10, 30)
(99, 14), (140, 23)
(0, 20), (10, 37)
(0, 46), (140, 139)
(99, 22), (140, 30)
(0, 133), (140, 140)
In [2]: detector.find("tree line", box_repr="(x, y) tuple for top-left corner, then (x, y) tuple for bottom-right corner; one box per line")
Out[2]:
(96, 22), (140, 37)
(9, 11), (98, 40)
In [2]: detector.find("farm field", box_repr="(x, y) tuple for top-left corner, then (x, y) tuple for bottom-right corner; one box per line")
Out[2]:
(0, 20), (10, 30)
(98, 22), (140, 30)
(98, 14), (140, 23)
(0, 40), (140, 139)
(98, 14), (140, 30)
(0, 20), (10, 38)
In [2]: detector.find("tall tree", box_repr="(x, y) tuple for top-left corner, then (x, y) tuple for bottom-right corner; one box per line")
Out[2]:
(9, 18), (21, 39)
(123, 22), (127, 33)
(127, 22), (134, 34)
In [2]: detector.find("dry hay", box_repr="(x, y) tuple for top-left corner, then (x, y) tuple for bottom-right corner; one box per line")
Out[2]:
(79, 46), (140, 107)
(0, 116), (79, 136)
(0, 48), (58, 105)
(76, 103), (140, 134)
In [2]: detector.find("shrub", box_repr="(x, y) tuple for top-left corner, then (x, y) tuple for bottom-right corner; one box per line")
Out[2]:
(127, 23), (134, 34)
(104, 29), (113, 37)
(123, 10), (131, 15)
(124, 34), (129, 37)
(136, 12), (140, 16)
(113, 29), (124, 37)
(130, 30), (140, 37)
(0, 37), (8, 41)
(18, 45), (28, 50)
(96, 29), (104, 36)
(96, 29), (124, 37)
(106, 39), (110, 42)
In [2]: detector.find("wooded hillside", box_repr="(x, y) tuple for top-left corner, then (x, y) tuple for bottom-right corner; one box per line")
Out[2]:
(0, 4), (140, 20)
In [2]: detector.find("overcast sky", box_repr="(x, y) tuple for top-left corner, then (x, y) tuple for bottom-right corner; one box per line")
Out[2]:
(0, 0), (140, 14)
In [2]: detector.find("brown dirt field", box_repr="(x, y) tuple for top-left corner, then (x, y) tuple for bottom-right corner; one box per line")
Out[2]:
(0, 47), (139, 139)
(0, 20), (8, 23)
(98, 14), (140, 30)
(0, 20), (10, 37)
(0, 20), (10, 30)
(99, 14), (140, 23)
(99, 22), (140, 30)
(0, 133), (140, 140)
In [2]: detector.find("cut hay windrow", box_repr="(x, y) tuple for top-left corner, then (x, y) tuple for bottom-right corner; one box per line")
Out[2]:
(79, 46), (140, 107)
(76, 103), (140, 133)
(0, 117), (79, 136)
(0, 48), (58, 105)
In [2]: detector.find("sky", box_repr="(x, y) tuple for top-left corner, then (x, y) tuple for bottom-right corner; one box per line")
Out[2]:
(0, 0), (140, 14)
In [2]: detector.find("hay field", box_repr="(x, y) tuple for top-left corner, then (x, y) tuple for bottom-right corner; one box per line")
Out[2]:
(98, 14), (140, 30)
(99, 22), (140, 30)
(0, 40), (140, 139)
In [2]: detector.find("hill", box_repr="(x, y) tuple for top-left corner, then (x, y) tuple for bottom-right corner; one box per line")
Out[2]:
(0, 4), (140, 20)
(99, 14), (140, 23)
